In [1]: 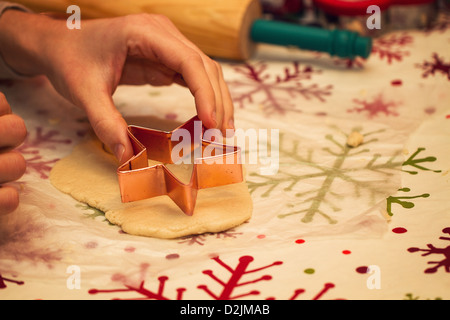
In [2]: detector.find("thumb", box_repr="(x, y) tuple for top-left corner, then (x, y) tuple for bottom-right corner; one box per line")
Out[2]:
(84, 96), (133, 164)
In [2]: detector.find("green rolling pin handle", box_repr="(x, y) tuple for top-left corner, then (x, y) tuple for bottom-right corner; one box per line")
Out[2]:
(250, 19), (372, 59)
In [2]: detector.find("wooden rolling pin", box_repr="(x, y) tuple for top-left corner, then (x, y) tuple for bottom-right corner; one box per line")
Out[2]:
(13, 0), (371, 60)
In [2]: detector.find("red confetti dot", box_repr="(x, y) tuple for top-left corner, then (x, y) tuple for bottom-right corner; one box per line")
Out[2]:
(85, 241), (98, 249)
(165, 253), (180, 260)
(391, 79), (402, 86)
(124, 246), (135, 253)
(342, 250), (351, 255)
(424, 106), (436, 115)
(392, 227), (407, 234)
(257, 234), (266, 239)
(356, 266), (368, 274)
(446, 114), (450, 119)
(295, 239), (305, 244)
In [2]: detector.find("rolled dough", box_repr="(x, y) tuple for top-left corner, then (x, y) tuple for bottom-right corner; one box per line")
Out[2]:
(49, 118), (252, 239)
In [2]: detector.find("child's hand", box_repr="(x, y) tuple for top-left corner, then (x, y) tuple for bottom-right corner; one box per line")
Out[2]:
(0, 93), (26, 215)
(0, 10), (234, 164)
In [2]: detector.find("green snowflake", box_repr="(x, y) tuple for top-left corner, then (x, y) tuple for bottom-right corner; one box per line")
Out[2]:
(404, 293), (442, 300)
(247, 127), (440, 224)
(386, 148), (441, 216)
(75, 203), (113, 225)
(386, 188), (429, 216)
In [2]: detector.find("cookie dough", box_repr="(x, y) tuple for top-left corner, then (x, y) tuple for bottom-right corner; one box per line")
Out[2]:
(49, 118), (252, 239)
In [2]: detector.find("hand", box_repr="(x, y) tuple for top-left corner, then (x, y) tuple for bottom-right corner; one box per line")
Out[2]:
(0, 92), (27, 215)
(0, 10), (235, 163)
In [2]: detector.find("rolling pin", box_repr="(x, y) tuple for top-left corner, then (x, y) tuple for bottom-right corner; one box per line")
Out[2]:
(13, 0), (372, 60)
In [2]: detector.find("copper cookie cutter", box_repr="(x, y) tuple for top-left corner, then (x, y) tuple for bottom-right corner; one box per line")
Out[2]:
(117, 116), (243, 215)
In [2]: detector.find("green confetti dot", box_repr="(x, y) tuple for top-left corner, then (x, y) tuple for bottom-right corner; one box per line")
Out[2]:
(304, 268), (315, 274)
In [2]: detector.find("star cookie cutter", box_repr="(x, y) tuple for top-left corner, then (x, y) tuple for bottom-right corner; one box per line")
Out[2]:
(117, 116), (243, 215)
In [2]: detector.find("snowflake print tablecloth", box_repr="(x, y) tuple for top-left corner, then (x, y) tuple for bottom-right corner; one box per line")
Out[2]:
(1, 14), (449, 301)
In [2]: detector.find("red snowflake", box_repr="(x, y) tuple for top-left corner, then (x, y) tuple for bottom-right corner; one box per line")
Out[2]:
(0, 272), (24, 289)
(425, 12), (450, 34)
(88, 276), (186, 300)
(266, 282), (338, 300)
(371, 33), (413, 64)
(348, 94), (401, 118)
(177, 229), (243, 246)
(87, 255), (341, 300)
(0, 216), (64, 265)
(416, 53), (450, 80)
(198, 255), (283, 300)
(318, 32), (413, 69)
(17, 127), (71, 179)
(227, 61), (332, 114)
(177, 234), (209, 246)
(199, 256), (339, 300)
(88, 263), (186, 300)
(408, 227), (450, 274)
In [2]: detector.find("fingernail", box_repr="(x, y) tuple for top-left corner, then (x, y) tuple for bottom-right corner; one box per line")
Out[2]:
(114, 144), (125, 162)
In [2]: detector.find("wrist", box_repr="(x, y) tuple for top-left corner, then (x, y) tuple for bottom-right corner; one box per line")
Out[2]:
(0, 10), (55, 77)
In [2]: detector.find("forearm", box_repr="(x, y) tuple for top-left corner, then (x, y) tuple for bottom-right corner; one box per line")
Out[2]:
(0, 9), (55, 77)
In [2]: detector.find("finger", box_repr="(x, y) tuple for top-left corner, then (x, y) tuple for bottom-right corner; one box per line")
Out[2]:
(0, 92), (12, 116)
(0, 114), (27, 149)
(82, 93), (133, 164)
(156, 42), (217, 129)
(127, 23), (217, 129)
(202, 60), (224, 130)
(153, 16), (203, 55)
(150, 18), (226, 128)
(121, 57), (187, 88)
(0, 151), (26, 184)
(172, 73), (187, 87)
(120, 57), (179, 86)
(0, 186), (20, 215)
(215, 62), (235, 132)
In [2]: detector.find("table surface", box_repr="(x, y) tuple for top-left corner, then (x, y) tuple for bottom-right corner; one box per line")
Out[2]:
(0, 14), (449, 300)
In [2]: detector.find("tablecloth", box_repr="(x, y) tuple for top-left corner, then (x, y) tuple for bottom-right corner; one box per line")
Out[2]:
(0, 13), (449, 301)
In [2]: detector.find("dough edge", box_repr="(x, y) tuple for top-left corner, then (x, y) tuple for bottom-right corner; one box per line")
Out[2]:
(49, 136), (253, 239)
